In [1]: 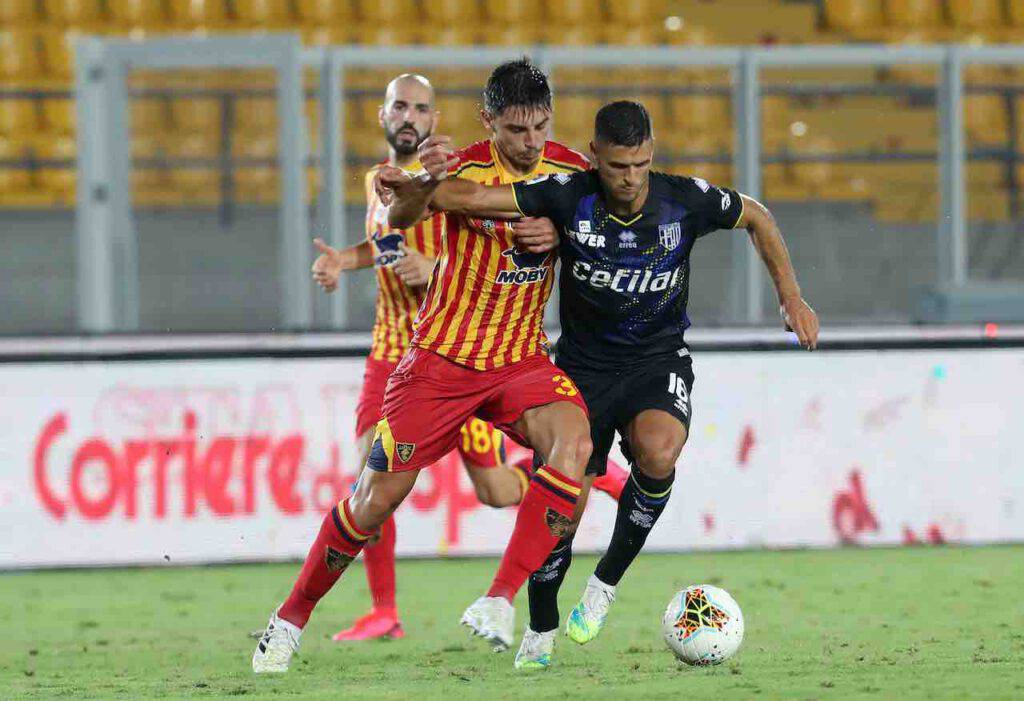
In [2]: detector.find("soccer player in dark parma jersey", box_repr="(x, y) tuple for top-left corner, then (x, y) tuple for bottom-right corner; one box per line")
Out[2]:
(379, 100), (819, 669)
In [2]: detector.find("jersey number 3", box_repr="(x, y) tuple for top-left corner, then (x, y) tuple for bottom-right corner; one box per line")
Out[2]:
(552, 374), (579, 397)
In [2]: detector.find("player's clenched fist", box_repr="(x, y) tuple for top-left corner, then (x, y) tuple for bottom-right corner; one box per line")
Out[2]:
(376, 165), (413, 201)
(394, 244), (434, 288)
(417, 135), (460, 181)
(511, 217), (559, 254)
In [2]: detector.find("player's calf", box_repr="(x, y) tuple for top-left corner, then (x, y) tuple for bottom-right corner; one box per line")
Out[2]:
(252, 468), (417, 673)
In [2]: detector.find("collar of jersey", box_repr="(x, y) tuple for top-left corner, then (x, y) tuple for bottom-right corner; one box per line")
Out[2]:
(488, 140), (547, 185)
(602, 177), (656, 227)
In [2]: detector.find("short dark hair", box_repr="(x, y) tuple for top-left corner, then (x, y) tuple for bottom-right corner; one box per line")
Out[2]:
(594, 101), (653, 147)
(483, 58), (552, 116)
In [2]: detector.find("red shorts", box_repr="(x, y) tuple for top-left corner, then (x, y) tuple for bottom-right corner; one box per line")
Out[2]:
(355, 355), (506, 468)
(367, 347), (588, 473)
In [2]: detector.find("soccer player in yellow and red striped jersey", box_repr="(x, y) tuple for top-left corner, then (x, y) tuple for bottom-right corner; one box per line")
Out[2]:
(253, 62), (623, 674)
(302, 74), (534, 645)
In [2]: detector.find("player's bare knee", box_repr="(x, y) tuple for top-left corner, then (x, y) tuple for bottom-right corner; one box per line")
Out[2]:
(635, 439), (682, 480)
(557, 431), (592, 479)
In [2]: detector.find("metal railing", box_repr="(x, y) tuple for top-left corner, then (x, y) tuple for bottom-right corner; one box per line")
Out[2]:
(69, 35), (1024, 332)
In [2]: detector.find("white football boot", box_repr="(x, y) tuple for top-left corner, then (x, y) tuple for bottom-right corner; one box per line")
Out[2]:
(460, 595), (515, 652)
(514, 627), (556, 670)
(252, 610), (302, 673)
(565, 575), (617, 644)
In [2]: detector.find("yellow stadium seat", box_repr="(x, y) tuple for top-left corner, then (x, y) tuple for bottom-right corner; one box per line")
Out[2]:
(301, 26), (351, 46)
(435, 96), (481, 140)
(359, 24), (421, 45)
(108, 0), (170, 29)
(34, 135), (77, 197)
(480, 23), (542, 46)
(554, 94), (601, 143)
(884, 0), (942, 29)
(423, 0), (479, 24)
(167, 0), (228, 30)
(484, 0), (542, 23)
(0, 1), (40, 25)
(669, 94), (730, 134)
(167, 135), (220, 193)
(129, 99), (171, 134)
(608, 0), (666, 26)
(42, 98), (75, 134)
(296, 0), (353, 24)
(0, 31), (44, 84)
(235, 139), (279, 204)
(606, 24), (663, 46)
(233, 97), (277, 136)
(1010, 0), (1024, 26)
(40, 30), (78, 82)
(0, 99), (39, 136)
(358, 0), (418, 23)
(948, 0), (1004, 30)
(233, 0), (294, 28)
(423, 24), (482, 46)
(546, 0), (601, 24)
(43, 0), (104, 27)
(170, 97), (222, 134)
(0, 138), (32, 193)
(964, 94), (1008, 147)
(824, 0), (884, 34)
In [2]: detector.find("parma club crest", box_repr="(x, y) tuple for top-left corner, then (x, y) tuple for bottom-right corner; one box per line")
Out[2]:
(659, 222), (682, 251)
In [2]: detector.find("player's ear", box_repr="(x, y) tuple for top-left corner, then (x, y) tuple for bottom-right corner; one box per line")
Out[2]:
(378, 104), (386, 129)
(589, 140), (597, 162)
(479, 108), (492, 131)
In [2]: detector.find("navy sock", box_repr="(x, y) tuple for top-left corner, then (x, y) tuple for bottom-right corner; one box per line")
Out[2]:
(527, 535), (574, 633)
(593, 470), (674, 586)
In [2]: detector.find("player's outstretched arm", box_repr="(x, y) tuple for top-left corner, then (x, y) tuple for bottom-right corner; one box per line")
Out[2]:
(431, 179), (522, 219)
(311, 238), (373, 293)
(736, 195), (820, 349)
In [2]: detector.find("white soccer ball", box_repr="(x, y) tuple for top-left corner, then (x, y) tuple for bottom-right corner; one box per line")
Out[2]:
(662, 584), (744, 666)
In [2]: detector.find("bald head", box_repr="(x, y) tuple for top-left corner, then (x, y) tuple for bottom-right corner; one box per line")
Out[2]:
(384, 73), (434, 107)
(380, 73), (437, 158)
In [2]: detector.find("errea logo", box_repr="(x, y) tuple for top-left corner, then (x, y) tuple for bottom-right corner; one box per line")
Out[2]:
(618, 231), (638, 249)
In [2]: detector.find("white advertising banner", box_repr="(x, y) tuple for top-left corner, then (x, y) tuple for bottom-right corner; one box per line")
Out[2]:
(1, 348), (1021, 568)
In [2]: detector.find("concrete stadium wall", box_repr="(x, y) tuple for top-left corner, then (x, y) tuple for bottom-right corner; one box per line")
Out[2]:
(1, 203), (1019, 335)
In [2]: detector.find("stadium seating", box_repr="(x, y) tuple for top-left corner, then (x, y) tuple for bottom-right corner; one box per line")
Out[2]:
(167, 0), (228, 32)
(108, 0), (171, 31)
(0, 30), (43, 85)
(947, 0), (1004, 31)
(0, 0), (1020, 221)
(824, 0), (885, 37)
(43, 0), (105, 29)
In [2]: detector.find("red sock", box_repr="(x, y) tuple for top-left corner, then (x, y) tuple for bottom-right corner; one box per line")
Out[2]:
(362, 514), (397, 616)
(278, 498), (372, 628)
(487, 465), (581, 601)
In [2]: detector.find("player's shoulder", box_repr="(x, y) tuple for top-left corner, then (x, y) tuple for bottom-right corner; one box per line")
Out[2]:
(652, 171), (727, 200)
(541, 141), (590, 172)
(451, 139), (495, 175)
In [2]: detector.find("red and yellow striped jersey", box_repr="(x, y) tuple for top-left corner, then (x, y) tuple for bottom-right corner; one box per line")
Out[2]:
(411, 140), (589, 370)
(365, 162), (445, 363)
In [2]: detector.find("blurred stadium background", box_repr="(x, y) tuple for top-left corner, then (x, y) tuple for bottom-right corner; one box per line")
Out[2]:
(1, 0), (1022, 334)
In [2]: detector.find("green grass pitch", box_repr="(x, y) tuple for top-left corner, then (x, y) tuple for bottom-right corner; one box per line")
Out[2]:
(3, 547), (1023, 700)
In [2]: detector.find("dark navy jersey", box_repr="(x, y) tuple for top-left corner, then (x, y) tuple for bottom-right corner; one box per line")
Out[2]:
(512, 170), (743, 371)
